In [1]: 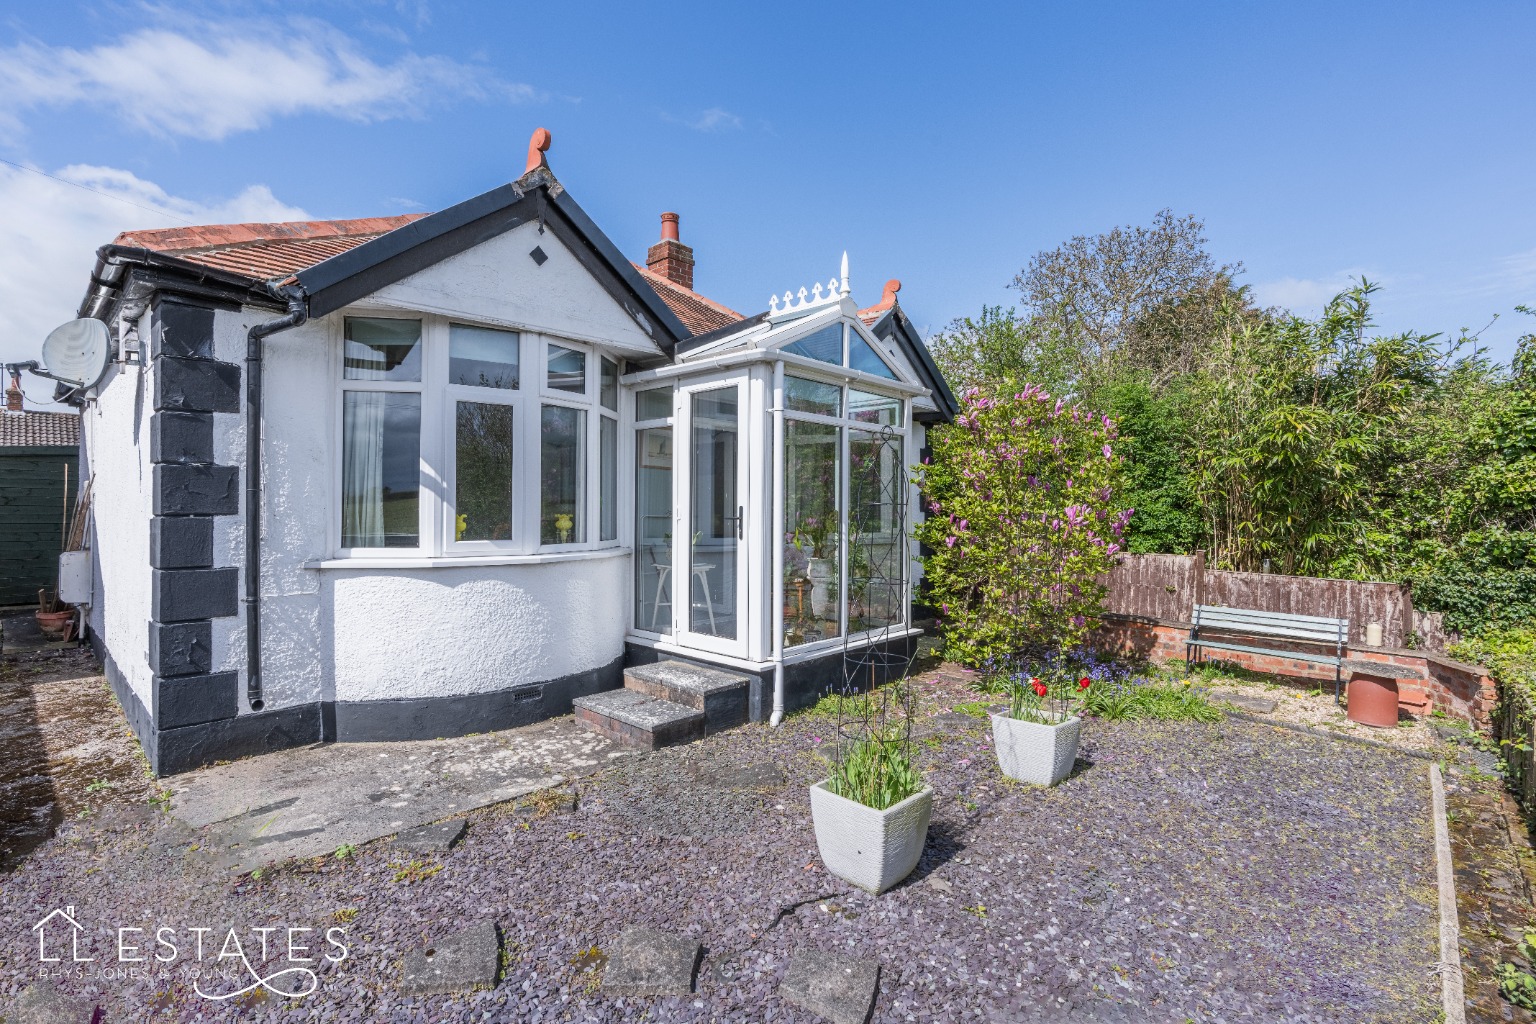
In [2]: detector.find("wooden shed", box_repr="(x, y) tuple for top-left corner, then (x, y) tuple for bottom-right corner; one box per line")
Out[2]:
(0, 386), (80, 607)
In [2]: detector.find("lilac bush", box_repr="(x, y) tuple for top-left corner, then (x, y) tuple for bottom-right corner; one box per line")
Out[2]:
(915, 384), (1132, 668)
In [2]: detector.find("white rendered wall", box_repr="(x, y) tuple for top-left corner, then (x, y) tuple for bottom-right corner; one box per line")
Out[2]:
(328, 554), (628, 702)
(366, 219), (665, 358)
(83, 338), (154, 710)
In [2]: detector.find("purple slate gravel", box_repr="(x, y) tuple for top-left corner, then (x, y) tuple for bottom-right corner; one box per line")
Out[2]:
(0, 673), (1439, 1023)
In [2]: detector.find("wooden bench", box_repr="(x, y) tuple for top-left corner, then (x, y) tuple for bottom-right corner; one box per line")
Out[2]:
(1187, 604), (1350, 701)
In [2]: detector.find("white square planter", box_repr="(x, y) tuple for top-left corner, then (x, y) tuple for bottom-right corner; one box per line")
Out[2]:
(809, 780), (933, 894)
(990, 712), (1081, 786)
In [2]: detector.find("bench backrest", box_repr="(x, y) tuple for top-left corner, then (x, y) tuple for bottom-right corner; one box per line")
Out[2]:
(1192, 604), (1348, 645)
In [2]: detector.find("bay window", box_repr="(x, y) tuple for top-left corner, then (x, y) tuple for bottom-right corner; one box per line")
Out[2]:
(336, 313), (623, 558)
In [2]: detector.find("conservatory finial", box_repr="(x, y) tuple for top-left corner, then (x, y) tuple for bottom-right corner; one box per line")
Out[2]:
(839, 251), (850, 297)
(524, 127), (552, 176)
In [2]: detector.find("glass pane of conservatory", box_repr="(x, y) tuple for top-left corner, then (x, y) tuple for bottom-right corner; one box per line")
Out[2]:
(635, 426), (673, 633)
(847, 430), (905, 633)
(786, 375), (841, 417)
(783, 324), (842, 366)
(784, 419), (842, 647)
(690, 388), (739, 639)
(454, 401), (514, 541)
(848, 335), (898, 380)
(600, 416), (618, 541)
(600, 357), (620, 411)
(848, 388), (901, 426)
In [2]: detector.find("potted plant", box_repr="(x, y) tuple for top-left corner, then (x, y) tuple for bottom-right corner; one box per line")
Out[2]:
(990, 665), (1090, 786)
(810, 686), (932, 894)
(35, 588), (73, 640)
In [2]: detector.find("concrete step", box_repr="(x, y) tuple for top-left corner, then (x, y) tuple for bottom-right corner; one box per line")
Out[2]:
(623, 661), (750, 733)
(573, 689), (705, 750)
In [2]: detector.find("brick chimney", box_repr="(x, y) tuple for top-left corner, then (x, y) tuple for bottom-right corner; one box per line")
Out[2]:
(5, 370), (21, 413)
(645, 212), (694, 291)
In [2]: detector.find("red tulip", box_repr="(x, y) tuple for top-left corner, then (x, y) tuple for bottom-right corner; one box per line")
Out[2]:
(1078, 677), (1092, 690)
(1031, 679), (1048, 698)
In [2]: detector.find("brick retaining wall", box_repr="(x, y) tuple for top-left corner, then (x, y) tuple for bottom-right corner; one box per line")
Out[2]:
(1096, 614), (1497, 729)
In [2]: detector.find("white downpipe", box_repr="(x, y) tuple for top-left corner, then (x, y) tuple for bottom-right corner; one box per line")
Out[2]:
(770, 359), (787, 727)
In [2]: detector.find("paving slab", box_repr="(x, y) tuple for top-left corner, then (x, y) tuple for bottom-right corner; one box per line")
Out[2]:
(399, 920), (502, 996)
(780, 947), (881, 1024)
(603, 927), (701, 995)
(5, 978), (99, 1023)
(169, 715), (635, 872)
(1214, 691), (1277, 714)
(392, 818), (467, 854)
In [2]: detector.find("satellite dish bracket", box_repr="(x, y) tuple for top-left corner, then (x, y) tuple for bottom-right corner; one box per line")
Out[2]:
(4, 360), (81, 387)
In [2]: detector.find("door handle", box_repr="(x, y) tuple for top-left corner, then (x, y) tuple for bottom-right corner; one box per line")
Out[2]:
(737, 505), (743, 541)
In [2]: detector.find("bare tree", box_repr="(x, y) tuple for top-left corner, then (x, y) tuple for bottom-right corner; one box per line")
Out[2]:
(1012, 210), (1244, 389)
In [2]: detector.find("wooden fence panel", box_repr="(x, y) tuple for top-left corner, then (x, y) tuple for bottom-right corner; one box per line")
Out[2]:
(1106, 554), (1423, 649)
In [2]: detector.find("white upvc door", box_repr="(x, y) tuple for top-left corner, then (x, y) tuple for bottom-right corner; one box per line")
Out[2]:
(675, 373), (750, 658)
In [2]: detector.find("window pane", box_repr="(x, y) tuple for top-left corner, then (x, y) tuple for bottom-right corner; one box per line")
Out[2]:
(600, 416), (618, 541)
(848, 430), (905, 633)
(454, 402), (514, 541)
(342, 391), (420, 547)
(635, 426), (673, 633)
(637, 387), (672, 420)
(600, 357), (619, 411)
(690, 388), (739, 639)
(450, 324), (519, 389)
(848, 335), (898, 379)
(547, 344), (586, 393)
(784, 419), (842, 647)
(786, 375), (841, 417)
(783, 324), (842, 365)
(848, 388), (901, 426)
(541, 405), (585, 543)
(344, 318), (421, 382)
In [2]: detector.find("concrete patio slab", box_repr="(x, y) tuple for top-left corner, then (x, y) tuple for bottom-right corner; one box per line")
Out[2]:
(603, 928), (701, 996)
(393, 818), (467, 854)
(168, 715), (634, 872)
(780, 947), (881, 1024)
(399, 920), (502, 996)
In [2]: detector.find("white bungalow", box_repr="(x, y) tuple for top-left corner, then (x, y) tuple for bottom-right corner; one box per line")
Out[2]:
(57, 129), (955, 774)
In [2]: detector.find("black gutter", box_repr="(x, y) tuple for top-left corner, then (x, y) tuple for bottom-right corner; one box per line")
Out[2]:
(244, 284), (309, 711)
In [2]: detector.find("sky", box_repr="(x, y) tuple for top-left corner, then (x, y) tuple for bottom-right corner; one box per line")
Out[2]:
(2, 1), (1534, 408)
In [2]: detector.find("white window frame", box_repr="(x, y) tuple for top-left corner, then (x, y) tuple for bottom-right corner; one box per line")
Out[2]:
(330, 309), (627, 560)
(334, 313), (429, 558)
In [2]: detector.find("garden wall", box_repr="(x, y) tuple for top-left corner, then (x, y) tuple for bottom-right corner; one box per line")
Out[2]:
(1096, 613), (1497, 729)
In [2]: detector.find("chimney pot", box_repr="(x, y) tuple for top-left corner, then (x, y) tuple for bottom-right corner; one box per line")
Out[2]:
(660, 212), (680, 242)
(5, 370), (21, 413)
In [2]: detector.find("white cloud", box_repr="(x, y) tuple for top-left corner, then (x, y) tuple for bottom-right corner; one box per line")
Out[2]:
(0, 163), (307, 406)
(1250, 268), (1380, 315)
(669, 107), (742, 133)
(0, 20), (536, 141)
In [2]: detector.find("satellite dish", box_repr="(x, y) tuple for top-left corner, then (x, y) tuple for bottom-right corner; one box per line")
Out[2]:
(41, 318), (112, 390)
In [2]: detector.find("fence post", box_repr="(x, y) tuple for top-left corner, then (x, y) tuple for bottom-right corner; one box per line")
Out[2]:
(1192, 549), (1206, 614)
(1401, 582), (1415, 649)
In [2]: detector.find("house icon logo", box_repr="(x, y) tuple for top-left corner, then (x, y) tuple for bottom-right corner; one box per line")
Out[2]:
(34, 905), (93, 963)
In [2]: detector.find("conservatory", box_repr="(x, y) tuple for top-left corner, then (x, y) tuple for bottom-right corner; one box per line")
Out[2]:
(621, 262), (945, 722)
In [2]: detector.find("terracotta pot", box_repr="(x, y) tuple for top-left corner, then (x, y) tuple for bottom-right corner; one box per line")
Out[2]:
(35, 609), (73, 639)
(1346, 674), (1400, 728)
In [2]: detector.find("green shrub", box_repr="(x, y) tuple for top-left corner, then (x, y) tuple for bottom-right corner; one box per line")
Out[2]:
(1080, 680), (1223, 723)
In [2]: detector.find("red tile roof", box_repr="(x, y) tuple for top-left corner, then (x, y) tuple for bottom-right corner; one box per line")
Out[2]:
(114, 214), (747, 337)
(630, 263), (743, 334)
(857, 279), (902, 325)
(114, 216), (428, 283)
(1, 411), (80, 447)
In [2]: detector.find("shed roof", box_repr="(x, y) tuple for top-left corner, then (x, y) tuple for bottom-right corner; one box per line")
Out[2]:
(0, 411), (80, 448)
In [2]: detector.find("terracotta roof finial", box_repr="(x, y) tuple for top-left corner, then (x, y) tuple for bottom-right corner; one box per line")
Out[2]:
(525, 127), (553, 176)
(881, 279), (901, 306)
